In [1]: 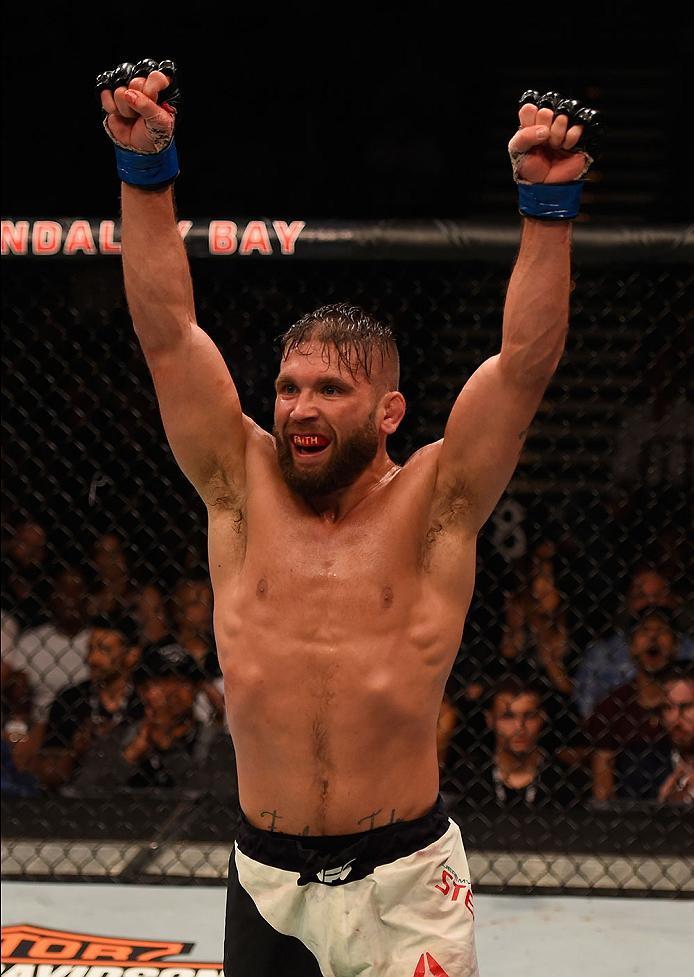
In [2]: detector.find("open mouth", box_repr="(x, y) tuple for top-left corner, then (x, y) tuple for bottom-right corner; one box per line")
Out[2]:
(291, 434), (331, 456)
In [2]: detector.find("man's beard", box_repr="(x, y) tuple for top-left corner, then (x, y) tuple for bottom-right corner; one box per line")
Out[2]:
(274, 412), (379, 498)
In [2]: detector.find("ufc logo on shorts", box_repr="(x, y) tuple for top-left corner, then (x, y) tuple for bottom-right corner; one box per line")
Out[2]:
(434, 869), (475, 916)
(316, 857), (356, 883)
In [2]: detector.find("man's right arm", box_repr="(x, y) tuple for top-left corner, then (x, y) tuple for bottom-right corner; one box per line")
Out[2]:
(121, 183), (247, 502)
(99, 62), (246, 503)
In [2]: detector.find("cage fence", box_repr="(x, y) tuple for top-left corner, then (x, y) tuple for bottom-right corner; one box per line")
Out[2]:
(1, 220), (692, 894)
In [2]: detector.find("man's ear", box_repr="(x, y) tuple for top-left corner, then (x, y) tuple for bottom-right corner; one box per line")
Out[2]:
(380, 391), (406, 435)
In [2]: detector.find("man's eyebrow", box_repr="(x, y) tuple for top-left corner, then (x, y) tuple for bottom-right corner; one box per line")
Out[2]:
(274, 373), (354, 388)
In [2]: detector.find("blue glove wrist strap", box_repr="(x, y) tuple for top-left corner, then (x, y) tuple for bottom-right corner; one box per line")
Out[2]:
(518, 181), (583, 220)
(114, 140), (179, 190)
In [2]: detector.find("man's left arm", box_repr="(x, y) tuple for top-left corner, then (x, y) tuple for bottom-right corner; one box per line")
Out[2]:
(436, 90), (601, 534)
(438, 219), (570, 531)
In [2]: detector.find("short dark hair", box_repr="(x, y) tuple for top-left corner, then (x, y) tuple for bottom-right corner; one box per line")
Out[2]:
(489, 675), (544, 708)
(278, 303), (400, 389)
(90, 614), (138, 647)
(628, 604), (675, 634)
(660, 662), (694, 687)
(134, 643), (205, 687)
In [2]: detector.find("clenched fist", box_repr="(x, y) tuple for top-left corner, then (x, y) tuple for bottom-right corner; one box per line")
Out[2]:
(97, 59), (179, 155)
(509, 90), (601, 185)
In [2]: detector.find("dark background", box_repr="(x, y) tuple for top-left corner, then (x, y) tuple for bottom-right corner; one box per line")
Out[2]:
(2, 2), (693, 221)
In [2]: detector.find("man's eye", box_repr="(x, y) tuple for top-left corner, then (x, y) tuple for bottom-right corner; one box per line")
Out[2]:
(323, 385), (340, 395)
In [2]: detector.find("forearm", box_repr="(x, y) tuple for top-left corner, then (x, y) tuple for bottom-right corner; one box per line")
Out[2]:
(500, 219), (572, 382)
(121, 184), (195, 354)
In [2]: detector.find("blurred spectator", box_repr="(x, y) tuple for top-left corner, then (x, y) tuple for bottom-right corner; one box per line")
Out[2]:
(459, 677), (589, 809)
(133, 584), (173, 650)
(1, 609), (26, 729)
(502, 540), (574, 692)
(172, 577), (215, 668)
(172, 577), (225, 725)
(1, 519), (51, 629)
(456, 524), (514, 703)
(87, 532), (135, 619)
(65, 643), (236, 798)
(1, 610), (19, 662)
(586, 606), (677, 802)
(437, 670), (489, 798)
(1, 633), (32, 733)
(657, 663), (694, 805)
(575, 566), (694, 718)
(1, 610), (41, 797)
(11, 567), (91, 724)
(499, 539), (586, 762)
(1, 739), (42, 797)
(35, 616), (142, 790)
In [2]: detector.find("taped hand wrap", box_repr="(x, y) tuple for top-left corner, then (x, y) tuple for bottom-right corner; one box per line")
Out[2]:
(96, 59), (181, 190)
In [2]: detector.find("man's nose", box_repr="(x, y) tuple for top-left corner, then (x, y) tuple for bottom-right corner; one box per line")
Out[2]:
(290, 391), (320, 419)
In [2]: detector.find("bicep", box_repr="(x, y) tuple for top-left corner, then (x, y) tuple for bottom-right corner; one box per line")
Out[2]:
(437, 354), (548, 532)
(144, 324), (247, 499)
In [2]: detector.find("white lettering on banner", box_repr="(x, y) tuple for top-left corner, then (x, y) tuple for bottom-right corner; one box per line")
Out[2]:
(209, 221), (238, 254)
(239, 220), (272, 255)
(0, 219), (304, 255)
(33, 221), (62, 255)
(99, 222), (121, 254)
(64, 221), (98, 255)
(209, 219), (304, 255)
(273, 220), (305, 254)
(1, 220), (29, 254)
(36, 967), (87, 977)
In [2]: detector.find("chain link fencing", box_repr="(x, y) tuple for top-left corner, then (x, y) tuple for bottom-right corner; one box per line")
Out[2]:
(1, 221), (693, 893)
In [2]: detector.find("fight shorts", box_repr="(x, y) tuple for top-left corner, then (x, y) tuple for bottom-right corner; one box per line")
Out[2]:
(224, 796), (479, 977)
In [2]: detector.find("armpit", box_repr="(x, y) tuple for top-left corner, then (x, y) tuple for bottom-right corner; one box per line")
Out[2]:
(205, 470), (246, 531)
(422, 477), (474, 562)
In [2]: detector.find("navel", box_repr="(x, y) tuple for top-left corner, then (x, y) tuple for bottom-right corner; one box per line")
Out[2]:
(256, 577), (268, 598)
(382, 585), (394, 609)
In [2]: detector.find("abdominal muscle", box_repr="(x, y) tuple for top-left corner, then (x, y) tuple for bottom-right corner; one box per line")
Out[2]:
(216, 577), (466, 836)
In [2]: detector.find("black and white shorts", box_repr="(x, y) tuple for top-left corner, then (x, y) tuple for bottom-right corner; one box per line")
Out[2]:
(224, 796), (479, 977)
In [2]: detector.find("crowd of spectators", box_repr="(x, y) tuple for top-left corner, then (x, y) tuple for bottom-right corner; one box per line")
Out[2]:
(1, 522), (233, 801)
(437, 543), (693, 810)
(2, 516), (692, 812)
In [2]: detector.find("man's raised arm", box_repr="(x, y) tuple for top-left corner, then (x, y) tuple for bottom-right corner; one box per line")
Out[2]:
(97, 60), (246, 502)
(435, 90), (601, 533)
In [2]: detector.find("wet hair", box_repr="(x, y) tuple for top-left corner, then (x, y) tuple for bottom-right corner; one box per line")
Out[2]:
(278, 303), (400, 391)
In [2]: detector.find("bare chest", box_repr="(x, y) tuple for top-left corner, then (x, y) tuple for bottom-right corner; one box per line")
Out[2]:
(241, 504), (418, 617)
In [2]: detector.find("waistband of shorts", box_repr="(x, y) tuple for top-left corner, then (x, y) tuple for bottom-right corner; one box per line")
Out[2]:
(235, 795), (450, 875)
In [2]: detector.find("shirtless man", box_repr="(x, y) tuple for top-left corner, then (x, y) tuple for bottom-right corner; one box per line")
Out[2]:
(96, 60), (600, 977)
